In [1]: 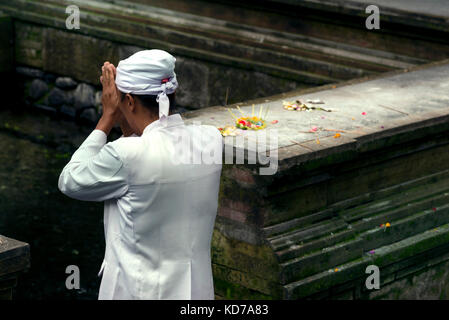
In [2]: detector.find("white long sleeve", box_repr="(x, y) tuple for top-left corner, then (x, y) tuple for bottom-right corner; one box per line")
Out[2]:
(58, 129), (129, 202)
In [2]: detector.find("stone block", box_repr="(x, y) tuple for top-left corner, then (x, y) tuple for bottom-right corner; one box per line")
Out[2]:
(43, 28), (119, 85)
(14, 22), (44, 69)
(0, 236), (30, 300)
(28, 79), (48, 101)
(55, 77), (78, 89)
(0, 14), (13, 73)
(73, 83), (95, 109)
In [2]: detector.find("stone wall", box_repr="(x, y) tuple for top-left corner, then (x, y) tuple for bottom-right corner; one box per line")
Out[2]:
(183, 60), (449, 299)
(17, 66), (102, 124)
(13, 21), (301, 110)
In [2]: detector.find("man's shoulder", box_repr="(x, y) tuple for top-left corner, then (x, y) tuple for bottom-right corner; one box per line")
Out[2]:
(107, 135), (146, 160)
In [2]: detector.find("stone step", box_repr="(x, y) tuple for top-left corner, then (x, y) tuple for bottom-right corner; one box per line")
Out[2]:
(263, 169), (449, 237)
(268, 169), (449, 260)
(268, 217), (348, 251)
(275, 190), (449, 264)
(273, 173), (449, 262)
(279, 200), (449, 284)
(283, 222), (449, 299)
(1, 0), (426, 85)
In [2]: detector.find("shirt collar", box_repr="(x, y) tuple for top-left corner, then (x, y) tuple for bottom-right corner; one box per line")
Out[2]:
(142, 113), (184, 135)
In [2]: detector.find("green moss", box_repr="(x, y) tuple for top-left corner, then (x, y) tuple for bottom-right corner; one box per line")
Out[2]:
(213, 278), (273, 300)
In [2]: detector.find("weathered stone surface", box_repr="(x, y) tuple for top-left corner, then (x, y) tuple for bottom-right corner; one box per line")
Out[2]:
(60, 104), (76, 118)
(0, 14), (12, 73)
(73, 84), (95, 109)
(55, 77), (77, 89)
(14, 22), (44, 69)
(45, 87), (72, 107)
(16, 66), (44, 79)
(43, 28), (119, 86)
(79, 108), (99, 123)
(94, 91), (102, 108)
(175, 57), (210, 108)
(28, 79), (48, 101)
(0, 235), (30, 300)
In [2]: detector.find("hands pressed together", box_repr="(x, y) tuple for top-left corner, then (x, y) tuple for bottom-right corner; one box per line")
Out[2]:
(96, 62), (133, 136)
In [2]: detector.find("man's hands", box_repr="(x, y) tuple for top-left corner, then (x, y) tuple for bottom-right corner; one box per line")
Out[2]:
(96, 62), (121, 135)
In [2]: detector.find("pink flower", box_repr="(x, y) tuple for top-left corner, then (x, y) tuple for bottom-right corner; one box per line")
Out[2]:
(362, 112), (367, 115)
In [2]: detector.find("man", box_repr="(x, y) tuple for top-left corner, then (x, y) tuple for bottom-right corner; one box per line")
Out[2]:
(58, 49), (223, 300)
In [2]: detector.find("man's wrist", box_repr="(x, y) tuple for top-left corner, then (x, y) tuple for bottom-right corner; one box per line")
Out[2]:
(96, 115), (115, 135)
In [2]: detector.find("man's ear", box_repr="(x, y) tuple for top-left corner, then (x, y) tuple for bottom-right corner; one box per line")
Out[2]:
(125, 93), (136, 112)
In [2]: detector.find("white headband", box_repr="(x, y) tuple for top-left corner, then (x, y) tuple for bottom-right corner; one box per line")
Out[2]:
(115, 49), (178, 124)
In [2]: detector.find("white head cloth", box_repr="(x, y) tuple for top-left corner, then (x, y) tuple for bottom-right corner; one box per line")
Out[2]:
(115, 49), (178, 125)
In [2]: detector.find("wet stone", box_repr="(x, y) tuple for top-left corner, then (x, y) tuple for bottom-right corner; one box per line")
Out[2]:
(28, 79), (48, 101)
(73, 83), (95, 109)
(56, 77), (78, 89)
(80, 107), (98, 123)
(45, 87), (72, 107)
(16, 66), (44, 79)
(60, 104), (76, 118)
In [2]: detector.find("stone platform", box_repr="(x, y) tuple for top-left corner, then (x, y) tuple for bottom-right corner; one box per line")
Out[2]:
(183, 60), (449, 299)
(0, 236), (30, 299)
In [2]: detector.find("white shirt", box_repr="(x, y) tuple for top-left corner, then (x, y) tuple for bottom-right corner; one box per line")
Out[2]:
(58, 114), (223, 300)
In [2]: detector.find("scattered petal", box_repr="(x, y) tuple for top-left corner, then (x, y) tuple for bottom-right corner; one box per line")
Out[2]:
(432, 207), (437, 212)
(311, 126), (318, 132)
(362, 112), (367, 115)
(321, 116), (325, 119)
(381, 126), (385, 129)
(352, 117), (356, 120)
(385, 222), (391, 227)
(316, 139), (320, 144)
(271, 120), (278, 124)
(334, 268), (340, 272)
(334, 133), (341, 138)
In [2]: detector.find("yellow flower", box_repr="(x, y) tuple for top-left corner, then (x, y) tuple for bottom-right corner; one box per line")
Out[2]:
(386, 222), (391, 227)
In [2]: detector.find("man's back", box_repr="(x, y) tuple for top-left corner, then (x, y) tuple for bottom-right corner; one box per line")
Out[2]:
(59, 114), (223, 299)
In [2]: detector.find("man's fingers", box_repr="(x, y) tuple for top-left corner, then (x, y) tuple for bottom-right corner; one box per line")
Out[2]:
(107, 65), (115, 83)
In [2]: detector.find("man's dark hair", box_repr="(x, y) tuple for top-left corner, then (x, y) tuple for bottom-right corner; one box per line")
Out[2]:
(120, 92), (176, 114)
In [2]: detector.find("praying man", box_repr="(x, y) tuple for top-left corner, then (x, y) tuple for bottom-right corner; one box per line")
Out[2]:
(58, 49), (223, 300)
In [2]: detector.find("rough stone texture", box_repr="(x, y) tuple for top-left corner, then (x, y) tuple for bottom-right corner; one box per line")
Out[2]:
(94, 91), (102, 108)
(7, 0), (448, 110)
(180, 61), (449, 299)
(175, 57), (210, 108)
(60, 104), (76, 118)
(45, 87), (71, 107)
(0, 235), (30, 300)
(16, 66), (44, 79)
(28, 79), (48, 101)
(73, 83), (96, 110)
(0, 14), (12, 73)
(79, 108), (99, 123)
(14, 22), (43, 69)
(55, 77), (77, 89)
